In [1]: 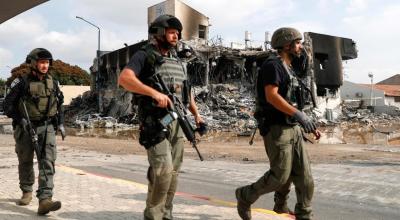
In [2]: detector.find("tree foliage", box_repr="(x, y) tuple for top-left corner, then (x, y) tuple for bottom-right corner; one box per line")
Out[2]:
(6, 59), (91, 86)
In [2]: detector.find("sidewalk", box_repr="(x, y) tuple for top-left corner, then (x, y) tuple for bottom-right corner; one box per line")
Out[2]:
(0, 143), (292, 220)
(2, 132), (399, 220)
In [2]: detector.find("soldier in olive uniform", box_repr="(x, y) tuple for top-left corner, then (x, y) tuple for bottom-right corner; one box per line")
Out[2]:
(4, 48), (65, 215)
(235, 28), (321, 220)
(118, 15), (204, 220)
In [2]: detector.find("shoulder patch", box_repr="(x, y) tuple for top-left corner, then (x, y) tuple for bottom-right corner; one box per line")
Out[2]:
(10, 78), (20, 88)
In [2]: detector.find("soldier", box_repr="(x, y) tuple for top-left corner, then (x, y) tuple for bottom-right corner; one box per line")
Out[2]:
(4, 48), (65, 215)
(235, 28), (321, 220)
(118, 15), (204, 220)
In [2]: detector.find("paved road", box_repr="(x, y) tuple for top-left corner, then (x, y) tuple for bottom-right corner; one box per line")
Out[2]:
(69, 153), (400, 220)
(1, 134), (400, 219)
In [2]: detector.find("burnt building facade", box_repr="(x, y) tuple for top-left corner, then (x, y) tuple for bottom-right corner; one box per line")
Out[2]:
(148, 0), (210, 45)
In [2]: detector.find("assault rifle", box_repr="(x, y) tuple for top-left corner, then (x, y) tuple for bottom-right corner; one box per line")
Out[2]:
(21, 100), (48, 181)
(154, 74), (204, 161)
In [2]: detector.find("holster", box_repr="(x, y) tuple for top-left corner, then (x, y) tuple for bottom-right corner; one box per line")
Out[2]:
(139, 116), (167, 149)
(136, 84), (169, 149)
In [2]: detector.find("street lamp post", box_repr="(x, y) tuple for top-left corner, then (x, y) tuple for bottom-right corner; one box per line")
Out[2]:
(75, 16), (102, 112)
(368, 72), (374, 106)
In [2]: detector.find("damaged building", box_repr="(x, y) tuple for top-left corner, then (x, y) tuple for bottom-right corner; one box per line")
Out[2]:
(66, 0), (359, 134)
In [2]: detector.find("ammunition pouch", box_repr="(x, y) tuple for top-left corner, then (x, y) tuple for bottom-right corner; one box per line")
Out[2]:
(254, 111), (270, 136)
(137, 97), (169, 149)
(139, 116), (167, 149)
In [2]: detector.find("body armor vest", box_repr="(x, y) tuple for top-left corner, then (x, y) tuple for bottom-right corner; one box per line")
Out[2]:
(18, 75), (57, 121)
(155, 56), (187, 102)
(137, 44), (187, 147)
(282, 61), (302, 124)
(138, 44), (187, 119)
(282, 61), (300, 107)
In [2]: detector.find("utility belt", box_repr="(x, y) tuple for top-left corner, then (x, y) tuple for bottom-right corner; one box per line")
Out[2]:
(254, 110), (298, 136)
(31, 118), (54, 127)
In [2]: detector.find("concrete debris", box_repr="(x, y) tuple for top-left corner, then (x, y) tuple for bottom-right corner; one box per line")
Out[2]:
(192, 84), (256, 135)
(318, 104), (400, 145)
(0, 115), (13, 134)
(65, 91), (98, 121)
(65, 81), (400, 142)
(66, 83), (256, 135)
(74, 113), (135, 129)
(62, 34), (400, 140)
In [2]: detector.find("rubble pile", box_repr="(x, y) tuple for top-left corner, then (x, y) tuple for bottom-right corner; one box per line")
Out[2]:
(65, 83), (257, 135)
(340, 105), (400, 127)
(192, 83), (256, 135)
(74, 113), (135, 129)
(318, 103), (400, 144)
(64, 91), (98, 124)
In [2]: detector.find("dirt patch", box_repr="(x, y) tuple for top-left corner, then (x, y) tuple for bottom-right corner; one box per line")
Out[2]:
(1, 131), (400, 164)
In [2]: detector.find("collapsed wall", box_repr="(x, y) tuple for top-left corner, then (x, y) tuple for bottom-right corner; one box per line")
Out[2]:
(65, 32), (358, 134)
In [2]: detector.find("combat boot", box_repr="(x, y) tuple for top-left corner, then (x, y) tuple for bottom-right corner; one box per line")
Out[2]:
(37, 198), (62, 215)
(17, 191), (32, 206)
(273, 203), (294, 215)
(235, 187), (252, 220)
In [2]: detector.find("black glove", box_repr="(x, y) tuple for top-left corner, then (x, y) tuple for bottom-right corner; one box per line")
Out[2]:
(59, 124), (66, 140)
(293, 110), (316, 133)
(195, 122), (208, 136)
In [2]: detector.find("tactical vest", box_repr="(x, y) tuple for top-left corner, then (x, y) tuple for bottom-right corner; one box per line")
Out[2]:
(136, 44), (188, 148)
(138, 44), (187, 120)
(156, 57), (187, 101)
(282, 61), (301, 108)
(18, 75), (58, 121)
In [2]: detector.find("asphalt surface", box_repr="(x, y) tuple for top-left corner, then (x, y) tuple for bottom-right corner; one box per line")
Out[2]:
(1, 133), (400, 219)
(72, 155), (400, 220)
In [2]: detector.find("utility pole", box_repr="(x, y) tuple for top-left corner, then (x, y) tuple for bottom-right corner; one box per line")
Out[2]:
(368, 72), (374, 106)
(76, 16), (103, 113)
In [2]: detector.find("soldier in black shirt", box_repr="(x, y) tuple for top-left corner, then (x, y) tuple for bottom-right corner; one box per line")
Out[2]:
(235, 28), (321, 220)
(119, 15), (204, 220)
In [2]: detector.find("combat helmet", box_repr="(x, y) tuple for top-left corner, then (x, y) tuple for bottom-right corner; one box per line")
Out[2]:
(26, 48), (53, 67)
(149, 14), (182, 39)
(271, 27), (302, 49)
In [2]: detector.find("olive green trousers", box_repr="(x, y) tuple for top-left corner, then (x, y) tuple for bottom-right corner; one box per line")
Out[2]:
(144, 121), (184, 220)
(14, 123), (57, 200)
(237, 124), (314, 220)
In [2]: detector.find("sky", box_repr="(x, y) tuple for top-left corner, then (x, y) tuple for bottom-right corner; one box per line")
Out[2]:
(0, 0), (399, 84)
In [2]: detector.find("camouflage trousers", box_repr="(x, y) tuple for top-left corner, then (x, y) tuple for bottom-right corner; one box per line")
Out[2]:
(237, 124), (314, 220)
(14, 123), (57, 201)
(144, 120), (184, 220)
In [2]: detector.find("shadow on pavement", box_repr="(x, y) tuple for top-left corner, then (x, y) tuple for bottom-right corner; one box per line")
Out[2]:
(58, 211), (143, 219)
(0, 198), (57, 219)
(114, 193), (147, 201)
(60, 211), (240, 220)
(345, 161), (400, 166)
(111, 194), (241, 220)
